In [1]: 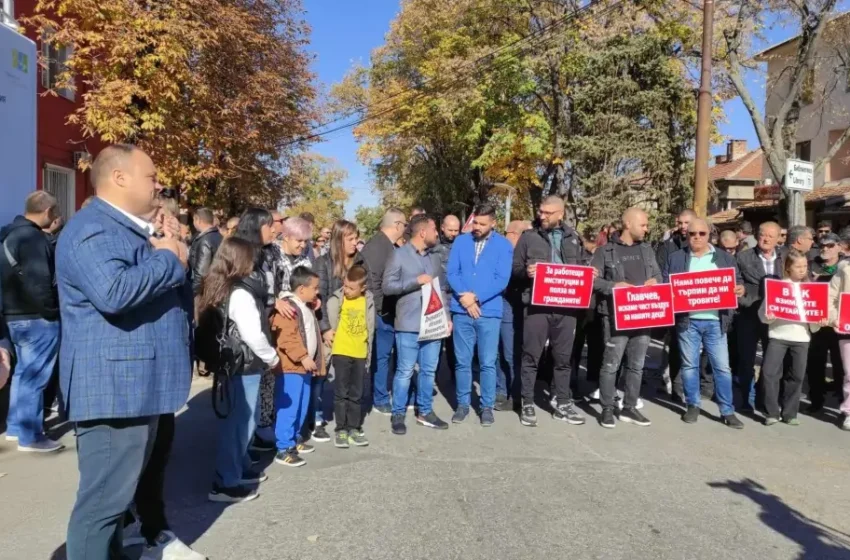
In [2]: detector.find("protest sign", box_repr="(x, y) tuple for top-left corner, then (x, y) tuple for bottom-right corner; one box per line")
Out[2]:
(670, 268), (738, 313)
(836, 293), (850, 334)
(764, 278), (828, 324)
(612, 284), (675, 331)
(418, 278), (451, 341)
(530, 264), (594, 309)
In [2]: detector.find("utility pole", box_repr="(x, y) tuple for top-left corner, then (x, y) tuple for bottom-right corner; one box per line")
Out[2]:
(692, 0), (715, 218)
(505, 191), (512, 229)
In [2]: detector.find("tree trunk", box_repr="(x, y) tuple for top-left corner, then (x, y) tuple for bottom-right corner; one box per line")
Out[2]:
(785, 188), (806, 227)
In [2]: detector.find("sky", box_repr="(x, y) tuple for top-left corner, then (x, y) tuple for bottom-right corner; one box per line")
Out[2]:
(301, 1), (848, 215)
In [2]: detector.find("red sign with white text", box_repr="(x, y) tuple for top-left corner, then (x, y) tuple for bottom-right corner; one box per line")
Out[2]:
(531, 264), (594, 309)
(836, 293), (850, 334)
(670, 268), (738, 314)
(612, 284), (675, 331)
(764, 279), (828, 324)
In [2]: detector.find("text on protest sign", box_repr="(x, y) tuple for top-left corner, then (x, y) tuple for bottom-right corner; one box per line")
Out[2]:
(764, 278), (828, 324)
(418, 278), (451, 341)
(531, 263), (594, 309)
(670, 268), (737, 313)
(612, 284), (675, 331)
(837, 293), (850, 334)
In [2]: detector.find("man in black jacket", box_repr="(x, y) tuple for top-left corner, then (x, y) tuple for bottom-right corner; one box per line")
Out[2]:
(360, 207), (407, 414)
(189, 207), (223, 296)
(0, 191), (63, 452)
(591, 208), (661, 429)
(512, 196), (587, 427)
(736, 221), (785, 412)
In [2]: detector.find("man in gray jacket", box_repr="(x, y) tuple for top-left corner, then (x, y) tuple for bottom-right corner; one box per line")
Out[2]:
(383, 214), (452, 435)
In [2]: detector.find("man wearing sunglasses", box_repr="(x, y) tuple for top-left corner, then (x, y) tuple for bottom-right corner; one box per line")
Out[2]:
(736, 221), (786, 412)
(806, 232), (845, 413)
(809, 220), (833, 260)
(663, 219), (745, 429)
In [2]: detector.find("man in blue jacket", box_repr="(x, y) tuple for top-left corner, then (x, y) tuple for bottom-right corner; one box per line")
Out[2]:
(446, 204), (512, 426)
(663, 218), (745, 429)
(56, 145), (199, 560)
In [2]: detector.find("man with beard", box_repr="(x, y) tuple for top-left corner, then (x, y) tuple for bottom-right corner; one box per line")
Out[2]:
(446, 205), (512, 426)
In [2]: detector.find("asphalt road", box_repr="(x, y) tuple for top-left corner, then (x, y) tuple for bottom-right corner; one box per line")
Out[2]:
(1, 350), (849, 560)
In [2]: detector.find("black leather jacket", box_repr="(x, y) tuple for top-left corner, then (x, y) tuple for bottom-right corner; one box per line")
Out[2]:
(189, 228), (223, 295)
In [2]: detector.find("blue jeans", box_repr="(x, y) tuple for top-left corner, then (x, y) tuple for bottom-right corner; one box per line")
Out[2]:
(453, 314), (500, 410)
(66, 416), (158, 560)
(274, 373), (311, 450)
(678, 320), (735, 416)
(392, 332), (440, 415)
(497, 314), (521, 399)
(214, 372), (261, 488)
(309, 375), (329, 426)
(372, 315), (395, 407)
(6, 318), (60, 445)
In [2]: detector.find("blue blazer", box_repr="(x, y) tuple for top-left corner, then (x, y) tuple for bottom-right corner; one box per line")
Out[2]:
(447, 232), (513, 318)
(56, 198), (193, 422)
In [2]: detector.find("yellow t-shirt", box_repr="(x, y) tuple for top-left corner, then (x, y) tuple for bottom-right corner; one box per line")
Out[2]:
(332, 296), (368, 359)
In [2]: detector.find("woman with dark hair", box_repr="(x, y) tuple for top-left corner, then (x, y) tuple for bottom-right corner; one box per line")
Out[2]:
(198, 237), (279, 503)
(309, 219), (364, 442)
(232, 208), (282, 449)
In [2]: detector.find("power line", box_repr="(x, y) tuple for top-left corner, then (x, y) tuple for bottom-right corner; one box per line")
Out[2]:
(288, 0), (630, 147)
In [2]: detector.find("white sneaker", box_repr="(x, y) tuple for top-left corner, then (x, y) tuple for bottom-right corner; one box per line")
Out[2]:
(842, 416), (850, 431)
(140, 531), (206, 560)
(18, 438), (64, 453)
(589, 389), (601, 401)
(122, 519), (147, 547)
(636, 398), (645, 410)
(5, 435), (18, 442)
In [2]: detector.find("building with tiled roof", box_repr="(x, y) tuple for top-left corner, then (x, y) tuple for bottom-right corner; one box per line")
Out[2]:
(708, 140), (766, 214)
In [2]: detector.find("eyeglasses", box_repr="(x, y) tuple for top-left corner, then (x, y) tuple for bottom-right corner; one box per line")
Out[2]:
(822, 243), (837, 249)
(538, 209), (558, 217)
(395, 221), (408, 227)
(818, 229), (831, 234)
(688, 231), (708, 237)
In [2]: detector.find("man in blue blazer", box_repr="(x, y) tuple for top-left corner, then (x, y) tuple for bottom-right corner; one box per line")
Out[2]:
(56, 145), (195, 560)
(447, 204), (512, 427)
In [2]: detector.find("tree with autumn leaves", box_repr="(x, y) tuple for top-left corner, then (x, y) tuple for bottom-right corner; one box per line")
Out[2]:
(24, 0), (318, 212)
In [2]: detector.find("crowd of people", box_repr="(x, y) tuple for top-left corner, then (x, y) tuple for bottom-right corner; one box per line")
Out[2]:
(0, 144), (849, 560)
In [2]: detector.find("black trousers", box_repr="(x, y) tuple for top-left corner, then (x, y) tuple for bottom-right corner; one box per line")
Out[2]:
(333, 356), (366, 432)
(571, 312), (604, 389)
(520, 307), (577, 405)
(762, 339), (808, 420)
(736, 311), (770, 408)
(124, 413), (174, 543)
(806, 328), (845, 407)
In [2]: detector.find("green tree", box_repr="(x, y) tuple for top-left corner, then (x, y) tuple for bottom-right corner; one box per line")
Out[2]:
(353, 205), (385, 239)
(285, 154), (349, 230)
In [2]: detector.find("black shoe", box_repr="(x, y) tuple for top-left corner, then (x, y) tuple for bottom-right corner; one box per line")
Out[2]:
(208, 483), (259, 503)
(391, 413), (406, 435)
(248, 435), (274, 452)
(805, 401), (824, 415)
(723, 414), (744, 430)
(274, 447), (305, 467)
(520, 403), (537, 427)
(417, 411), (449, 430)
(600, 408), (616, 429)
(311, 425), (331, 443)
(619, 407), (651, 427)
(671, 393), (686, 406)
(553, 402), (585, 425)
(240, 469), (268, 484)
(681, 406), (700, 424)
(494, 394), (511, 412)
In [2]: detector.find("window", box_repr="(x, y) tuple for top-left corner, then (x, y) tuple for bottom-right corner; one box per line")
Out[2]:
(41, 32), (74, 101)
(43, 164), (76, 220)
(795, 140), (812, 162)
(0, 0), (13, 27)
(800, 68), (815, 105)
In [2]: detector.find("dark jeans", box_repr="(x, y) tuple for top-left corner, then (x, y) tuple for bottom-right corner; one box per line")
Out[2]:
(736, 311), (768, 409)
(571, 313), (604, 390)
(520, 307), (577, 405)
(806, 328), (845, 407)
(599, 316), (651, 411)
(497, 312), (522, 400)
(67, 416), (159, 560)
(371, 315), (395, 408)
(762, 339), (808, 420)
(124, 413), (174, 543)
(333, 356), (366, 431)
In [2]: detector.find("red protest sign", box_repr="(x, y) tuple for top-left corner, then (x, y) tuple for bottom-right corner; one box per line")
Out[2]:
(530, 264), (594, 309)
(764, 279), (828, 324)
(612, 284), (675, 331)
(836, 293), (850, 334)
(462, 213), (475, 233)
(670, 268), (738, 314)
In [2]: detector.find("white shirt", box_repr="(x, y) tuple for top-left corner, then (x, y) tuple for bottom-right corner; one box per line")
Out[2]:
(292, 297), (318, 359)
(228, 289), (279, 368)
(101, 198), (155, 235)
(759, 250), (778, 276)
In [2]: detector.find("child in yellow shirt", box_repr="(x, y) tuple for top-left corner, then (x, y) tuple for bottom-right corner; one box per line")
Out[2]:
(326, 266), (375, 448)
